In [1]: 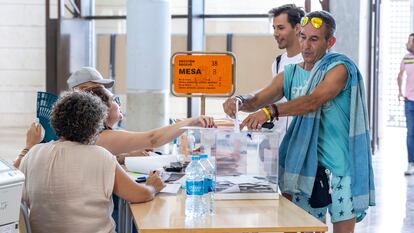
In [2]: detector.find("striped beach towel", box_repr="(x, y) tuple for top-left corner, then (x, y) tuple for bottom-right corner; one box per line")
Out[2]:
(278, 52), (375, 213)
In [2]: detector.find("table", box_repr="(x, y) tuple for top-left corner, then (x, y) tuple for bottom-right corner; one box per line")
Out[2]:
(126, 192), (327, 233)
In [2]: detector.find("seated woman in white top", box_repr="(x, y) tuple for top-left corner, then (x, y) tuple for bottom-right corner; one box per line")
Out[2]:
(19, 91), (165, 233)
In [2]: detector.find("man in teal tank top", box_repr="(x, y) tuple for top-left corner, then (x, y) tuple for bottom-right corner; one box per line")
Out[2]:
(223, 11), (375, 233)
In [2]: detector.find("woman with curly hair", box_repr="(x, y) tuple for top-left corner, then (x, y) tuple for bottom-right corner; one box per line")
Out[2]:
(19, 91), (165, 233)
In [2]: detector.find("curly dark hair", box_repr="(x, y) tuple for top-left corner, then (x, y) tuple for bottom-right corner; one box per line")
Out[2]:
(50, 91), (108, 144)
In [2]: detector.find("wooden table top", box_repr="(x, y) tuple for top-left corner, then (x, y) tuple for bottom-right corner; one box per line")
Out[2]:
(129, 192), (327, 233)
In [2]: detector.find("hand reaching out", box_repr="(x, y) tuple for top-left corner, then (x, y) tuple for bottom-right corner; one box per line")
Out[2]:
(188, 116), (216, 128)
(222, 97), (241, 119)
(240, 110), (268, 130)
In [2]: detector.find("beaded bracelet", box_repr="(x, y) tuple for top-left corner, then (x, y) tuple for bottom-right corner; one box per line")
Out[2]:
(270, 104), (279, 121)
(18, 148), (30, 157)
(266, 105), (275, 121)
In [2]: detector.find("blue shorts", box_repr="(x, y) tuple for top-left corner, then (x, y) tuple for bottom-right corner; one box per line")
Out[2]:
(292, 172), (366, 223)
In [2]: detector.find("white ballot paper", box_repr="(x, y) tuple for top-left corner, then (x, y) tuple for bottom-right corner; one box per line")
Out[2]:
(125, 154), (177, 174)
(161, 184), (181, 194)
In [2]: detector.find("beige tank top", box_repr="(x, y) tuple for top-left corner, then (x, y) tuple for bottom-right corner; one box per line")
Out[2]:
(20, 140), (117, 233)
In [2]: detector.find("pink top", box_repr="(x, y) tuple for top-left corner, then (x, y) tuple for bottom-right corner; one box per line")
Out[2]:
(401, 53), (414, 100)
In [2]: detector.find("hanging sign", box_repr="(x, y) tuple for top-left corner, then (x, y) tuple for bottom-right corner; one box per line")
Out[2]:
(171, 52), (236, 97)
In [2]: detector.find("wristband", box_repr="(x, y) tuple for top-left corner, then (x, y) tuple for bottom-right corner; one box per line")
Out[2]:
(261, 107), (271, 121)
(265, 105), (275, 122)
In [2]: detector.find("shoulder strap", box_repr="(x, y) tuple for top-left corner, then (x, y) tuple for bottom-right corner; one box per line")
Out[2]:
(276, 54), (282, 73)
(288, 64), (297, 100)
(284, 64), (296, 132)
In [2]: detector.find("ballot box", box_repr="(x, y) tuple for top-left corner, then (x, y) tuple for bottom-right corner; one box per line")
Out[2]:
(182, 127), (280, 200)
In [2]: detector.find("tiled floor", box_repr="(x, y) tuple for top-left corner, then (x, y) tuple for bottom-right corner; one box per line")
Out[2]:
(352, 127), (414, 233)
(0, 126), (413, 233)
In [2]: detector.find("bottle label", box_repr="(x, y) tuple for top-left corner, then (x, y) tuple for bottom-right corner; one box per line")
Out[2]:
(186, 180), (204, 195)
(204, 178), (214, 193)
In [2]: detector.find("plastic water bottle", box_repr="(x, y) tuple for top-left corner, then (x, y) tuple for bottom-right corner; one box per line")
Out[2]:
(199, 154), (215, 214)
(185, 155), (206, 217)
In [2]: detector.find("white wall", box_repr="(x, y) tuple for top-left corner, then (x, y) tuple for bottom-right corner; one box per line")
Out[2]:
(0, 0), (45, 127)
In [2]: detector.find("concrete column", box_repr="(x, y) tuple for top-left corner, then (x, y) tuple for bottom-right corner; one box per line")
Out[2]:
(329, 0), (370, 80)
(125, 0), (171, 131)
(330, 1), (380, 148)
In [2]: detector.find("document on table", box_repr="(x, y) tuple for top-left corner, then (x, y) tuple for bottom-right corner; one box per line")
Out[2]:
(125, 154), (177, 174)
(160, 183), (181, 194)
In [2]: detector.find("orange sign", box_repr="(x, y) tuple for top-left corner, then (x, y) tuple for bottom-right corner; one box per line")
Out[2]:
(171, 52), (235, 97)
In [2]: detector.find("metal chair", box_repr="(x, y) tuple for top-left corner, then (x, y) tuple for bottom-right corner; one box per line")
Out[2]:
(19, 202), (31, 233)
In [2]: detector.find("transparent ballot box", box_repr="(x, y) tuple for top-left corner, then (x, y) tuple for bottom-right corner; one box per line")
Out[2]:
(182, 127), (280, 200)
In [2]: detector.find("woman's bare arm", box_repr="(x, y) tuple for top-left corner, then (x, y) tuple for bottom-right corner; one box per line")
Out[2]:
(96, 116), (215, 155)
(113, 163), (165, 203)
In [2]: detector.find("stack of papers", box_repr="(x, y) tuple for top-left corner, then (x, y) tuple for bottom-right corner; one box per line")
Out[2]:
(215, 175), (276, 193)
(125, 154), (177, 174)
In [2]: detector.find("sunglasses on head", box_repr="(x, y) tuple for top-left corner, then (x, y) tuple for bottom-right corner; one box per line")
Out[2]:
(300, 16), (323, 29)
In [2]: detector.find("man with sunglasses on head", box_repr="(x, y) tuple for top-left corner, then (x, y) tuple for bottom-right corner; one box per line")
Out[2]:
(223, 11), (375, 233)
(242, 4), (304, 144)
